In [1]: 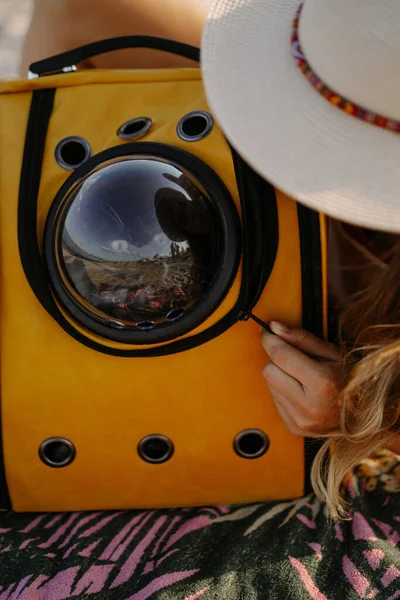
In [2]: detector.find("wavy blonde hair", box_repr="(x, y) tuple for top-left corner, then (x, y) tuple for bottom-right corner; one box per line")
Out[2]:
(311, 241), (400, 519)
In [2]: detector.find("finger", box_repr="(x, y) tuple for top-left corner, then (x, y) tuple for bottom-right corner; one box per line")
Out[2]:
(269, 322), (341, 361)
(261, 331), (325, 383)
(264, 360), (320, 418)
(267, 384), (304, 436)
(262, 361), (303, 396)
(269, 384), (322, 437)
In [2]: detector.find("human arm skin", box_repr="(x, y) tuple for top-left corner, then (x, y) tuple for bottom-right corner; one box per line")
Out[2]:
(19, 0), (211, 76)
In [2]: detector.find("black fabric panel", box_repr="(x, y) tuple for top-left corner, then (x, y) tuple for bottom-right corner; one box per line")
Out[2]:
(29, 36), (199, 76)
(297, 204), (325, 495)
(297, 205), (324, 339)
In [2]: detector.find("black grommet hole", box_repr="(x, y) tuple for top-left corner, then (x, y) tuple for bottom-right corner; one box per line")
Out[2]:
(166, 308), (185, 322)
(60, 141), (86, 165)
(39, 437), (76, 468)
(182, 116), (208, 137)
(55, 137), (92, 170)
(177, 111), (214, 142)
(117, 117), (152, 140)
(138, 435), (174, 464)
(234, 429), (270, 459)
(136, 321), (156, 331)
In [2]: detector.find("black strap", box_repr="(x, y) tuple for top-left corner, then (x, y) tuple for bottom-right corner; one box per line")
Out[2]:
(297, 204), (324, 340)
(29, 36), (200, 77)
(18, 89), (57, 315)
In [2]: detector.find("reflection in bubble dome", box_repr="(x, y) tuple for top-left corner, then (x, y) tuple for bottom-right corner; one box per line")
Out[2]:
(58, 157), (220, 328)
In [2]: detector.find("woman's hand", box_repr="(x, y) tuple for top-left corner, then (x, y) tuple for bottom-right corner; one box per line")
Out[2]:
(261, 322), (344, 437)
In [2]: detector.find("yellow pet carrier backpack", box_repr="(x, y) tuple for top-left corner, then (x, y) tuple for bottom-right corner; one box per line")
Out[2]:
(0, 37), (327, 511)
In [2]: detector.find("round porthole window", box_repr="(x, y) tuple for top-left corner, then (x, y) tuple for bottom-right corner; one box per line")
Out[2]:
(45, 144), (240, 345)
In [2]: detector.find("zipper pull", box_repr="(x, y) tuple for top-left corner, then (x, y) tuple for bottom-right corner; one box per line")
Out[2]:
(238, 310), (251, 322)
(239, 310), (275, 334)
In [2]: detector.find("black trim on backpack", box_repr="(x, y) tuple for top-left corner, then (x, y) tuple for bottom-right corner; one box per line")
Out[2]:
(297, 204), (325, 494)
(18, 91), (279, 357)
(0, 90), (53, 511)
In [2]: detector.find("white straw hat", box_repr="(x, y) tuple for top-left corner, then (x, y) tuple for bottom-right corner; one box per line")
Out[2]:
(201, 0), (400, 232)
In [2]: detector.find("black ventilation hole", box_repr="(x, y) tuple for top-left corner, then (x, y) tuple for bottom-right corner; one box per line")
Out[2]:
(55, 137), (92, 170)
(117, 117), (152, 140)
(136, 321), (156, 331)
(234, 429), (270, 459)
(138, 435), (174, 464)
(177, 111), (214, 142)
(39, 437), (76, 468)
(166, 308), (185, 322)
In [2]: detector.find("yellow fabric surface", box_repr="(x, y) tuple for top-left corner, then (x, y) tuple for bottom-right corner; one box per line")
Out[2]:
(0, 67), (327, 511)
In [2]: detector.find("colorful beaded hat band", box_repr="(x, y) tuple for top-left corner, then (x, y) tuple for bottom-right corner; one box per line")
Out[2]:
(291, 3), (400, 135)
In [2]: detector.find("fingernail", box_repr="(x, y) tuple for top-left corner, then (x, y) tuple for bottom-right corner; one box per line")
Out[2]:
(270, 321), (289, 335)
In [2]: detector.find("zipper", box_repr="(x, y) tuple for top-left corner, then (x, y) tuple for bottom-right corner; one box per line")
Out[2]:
(231, 152), (251, 310)
(233, 153), (271, 331)
(239, 310), (273, 333)
(249, 246), (267, 311)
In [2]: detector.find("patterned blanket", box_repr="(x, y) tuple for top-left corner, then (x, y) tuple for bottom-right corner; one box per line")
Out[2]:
(0, 450), (399, 599)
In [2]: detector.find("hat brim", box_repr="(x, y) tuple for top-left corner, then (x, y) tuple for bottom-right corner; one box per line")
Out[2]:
(201, 0), (400, 232)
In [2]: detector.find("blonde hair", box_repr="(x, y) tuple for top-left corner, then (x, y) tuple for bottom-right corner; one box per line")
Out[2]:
(311, 241), (400, 519)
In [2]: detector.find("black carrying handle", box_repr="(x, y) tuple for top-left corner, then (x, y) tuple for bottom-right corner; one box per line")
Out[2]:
(29, 36), (200, 77)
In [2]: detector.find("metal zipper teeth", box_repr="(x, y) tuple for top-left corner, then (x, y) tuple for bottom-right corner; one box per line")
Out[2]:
(232, 154), (251, 310)
(234, 154), (269, 322)
(250, 248), (267, 311)
(247, 226), (270, 319)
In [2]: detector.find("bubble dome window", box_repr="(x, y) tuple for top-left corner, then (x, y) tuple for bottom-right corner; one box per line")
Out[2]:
(45, 153), (240, 344)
